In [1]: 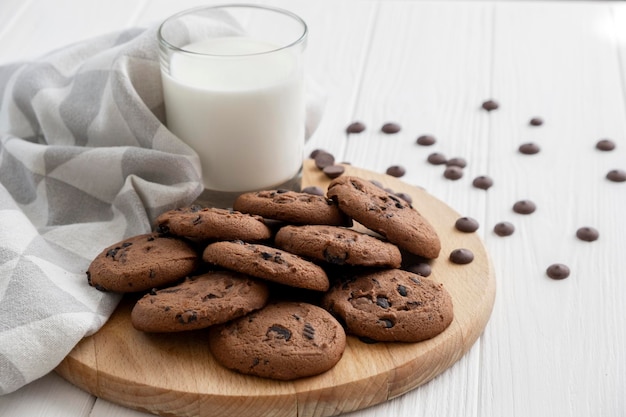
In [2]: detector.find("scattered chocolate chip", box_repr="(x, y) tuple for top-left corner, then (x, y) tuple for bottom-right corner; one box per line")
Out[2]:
(427, 152), (447, 165)
(416, 135), (436, 146)
(301, 186), (325, 196)
(444, 166), (463, 180)
(529, 117), (544, 126)
(446, 157), (467, 168)
(472, 175), (493, 190)
(606, 169), (626, 182)
(381, 122), (401, 134)
(323, 165), (345, 179)
(576, 226), (599, 242)
(309, 149), (327, 159)
(455, 217), (480, 233)
(346, 121), (366, 134)
(546, 263), (570, 280)
(482, 99), (499, 111)
(386, 165), (406, 178)
(314, 152), (335, 169)
(493, 221), (515, 236)
(449, 248), (474, 264)
(405, 263), (432, 277)
(518, 142), (540, 155)
(596, 139), (615, 151)
(513, 200), (536, 214)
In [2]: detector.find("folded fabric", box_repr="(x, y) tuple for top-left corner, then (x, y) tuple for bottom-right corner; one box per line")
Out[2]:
(0, 19), (323, 394)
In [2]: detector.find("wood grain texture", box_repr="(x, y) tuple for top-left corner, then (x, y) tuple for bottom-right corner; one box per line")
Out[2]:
(0, 0), (147, 64)
(55, 160), (496, 417)
(477, 4), (626, 417)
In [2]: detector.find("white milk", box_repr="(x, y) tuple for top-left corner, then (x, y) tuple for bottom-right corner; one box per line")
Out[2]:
(161, 37), (305, 192)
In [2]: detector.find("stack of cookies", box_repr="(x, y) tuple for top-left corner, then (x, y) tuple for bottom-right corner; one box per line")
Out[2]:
(86, 175), (454, 381)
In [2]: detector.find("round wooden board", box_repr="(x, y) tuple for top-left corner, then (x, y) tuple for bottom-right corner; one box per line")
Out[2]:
(56, 160), (496, 417)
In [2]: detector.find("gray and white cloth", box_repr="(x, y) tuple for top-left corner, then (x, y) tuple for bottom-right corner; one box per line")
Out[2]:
(0, 21), (323, 394)
(0, 25), (203, 395)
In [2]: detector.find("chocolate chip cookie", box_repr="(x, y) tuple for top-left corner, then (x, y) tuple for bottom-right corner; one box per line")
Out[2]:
(274, 225), (402, 268)
(209, 301), (346, 380)
(155, 205), (271, 242)
(233, 189), (351, 226)
(87, 233), (199, 293)
(131, 270), (270, 332)
(202, 240), (330, 291)
(321, 269), (454, 342)
(327, 176), (441, 258)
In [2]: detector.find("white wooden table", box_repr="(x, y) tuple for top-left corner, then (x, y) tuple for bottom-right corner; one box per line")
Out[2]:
(1, 1), (625, 416)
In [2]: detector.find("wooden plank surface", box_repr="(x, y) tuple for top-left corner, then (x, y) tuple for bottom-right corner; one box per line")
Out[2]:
(0, 1), (625, 417)
(0, 0), (148, 64)
(482, 3), (626, 417)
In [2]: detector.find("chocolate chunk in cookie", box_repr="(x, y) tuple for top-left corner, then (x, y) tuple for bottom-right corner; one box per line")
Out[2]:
(275, 225), (401, 268)
(209, 301), (346, 380)
(87, 233), (199, 293)
(327, 176), (441, 258)
(131, 270), (269, 332)
(321, 269), (453, 342)
(202, 240), (329, 291)
(233, 190), (351, 226)
(155, 206), (271, 242)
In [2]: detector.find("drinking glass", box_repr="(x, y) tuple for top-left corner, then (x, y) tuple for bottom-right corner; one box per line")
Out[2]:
(158, 4), (308, 207)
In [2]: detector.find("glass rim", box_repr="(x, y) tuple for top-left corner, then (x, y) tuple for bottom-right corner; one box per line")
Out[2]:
(157, 3), (308, 57)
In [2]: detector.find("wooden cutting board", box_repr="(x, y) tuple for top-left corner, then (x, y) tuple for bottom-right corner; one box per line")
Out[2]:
(56, 160), (496, 417)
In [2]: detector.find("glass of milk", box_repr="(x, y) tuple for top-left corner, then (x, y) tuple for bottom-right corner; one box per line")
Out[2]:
(158, 5), (307, 206)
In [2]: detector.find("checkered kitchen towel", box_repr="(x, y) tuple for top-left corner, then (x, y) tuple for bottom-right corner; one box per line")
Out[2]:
(0, 19), (323, 394)
(0, 25), (205, 395)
